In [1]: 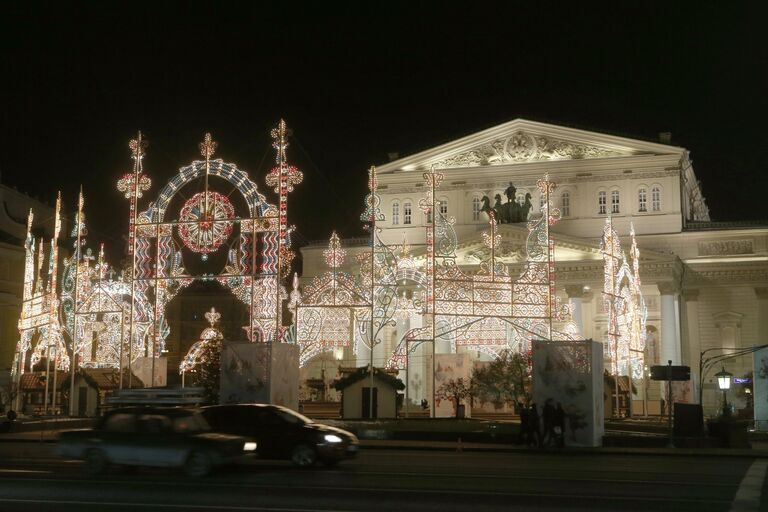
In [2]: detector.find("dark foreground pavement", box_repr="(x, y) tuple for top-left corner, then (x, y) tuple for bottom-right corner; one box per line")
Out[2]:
(0, 442), (766, 512)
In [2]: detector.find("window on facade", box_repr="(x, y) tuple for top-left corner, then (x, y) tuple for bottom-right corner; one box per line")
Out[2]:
(391, 202), (400, 225)
(611, 190), (620, 214)
(598, 191), (607, 214)
(561, 192), (570, 217)
(439, 200), (448, 216)
(638, 188), (647, 212)
(426, 210), (432, 224)
(403, 202), (412, 225)
(472, 197), (481, 221)
(651, 186), (661, 212)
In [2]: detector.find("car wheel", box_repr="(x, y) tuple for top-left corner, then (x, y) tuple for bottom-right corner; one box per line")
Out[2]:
(83, 448), (108, 475)
(291, 444), (317, 468)
(185, 450), (213, 477)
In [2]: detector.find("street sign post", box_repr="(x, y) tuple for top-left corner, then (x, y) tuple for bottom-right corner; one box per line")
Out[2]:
(649, 361), (691, 447)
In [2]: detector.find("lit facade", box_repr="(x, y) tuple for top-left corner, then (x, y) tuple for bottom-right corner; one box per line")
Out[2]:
(300, 119), (768, 415)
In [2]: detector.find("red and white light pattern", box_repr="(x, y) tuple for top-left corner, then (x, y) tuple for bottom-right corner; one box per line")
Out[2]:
(178, 191), (235, 254)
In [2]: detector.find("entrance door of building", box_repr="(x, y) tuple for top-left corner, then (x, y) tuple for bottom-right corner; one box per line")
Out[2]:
(362, 387), (378, 419)
(78, 387), (88, 416)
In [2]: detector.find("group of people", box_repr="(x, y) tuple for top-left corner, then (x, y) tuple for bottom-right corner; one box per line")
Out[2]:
(518, 398), (565, 449)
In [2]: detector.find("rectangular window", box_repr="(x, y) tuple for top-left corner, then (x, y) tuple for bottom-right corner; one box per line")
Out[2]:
(439, 201), (448, 216)
(404, 202), (412, 225)
(651, 187), (661, 211)
(561, 193), (570, 217)
(392, 203), (400, 225)
(598, 191), (607, 215)
(472, 197), (481, 221)
(611, 190), (620, 214)
(638, 189), (647, 212)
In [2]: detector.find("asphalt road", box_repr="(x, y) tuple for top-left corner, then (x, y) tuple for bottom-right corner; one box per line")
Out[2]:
(0, 443), (765, 511)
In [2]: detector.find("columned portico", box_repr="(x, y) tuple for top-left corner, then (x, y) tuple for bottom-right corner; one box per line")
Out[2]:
(657, 281), (681, 365)
(756, 288), (768, 348)
(681, 288), (701, 399)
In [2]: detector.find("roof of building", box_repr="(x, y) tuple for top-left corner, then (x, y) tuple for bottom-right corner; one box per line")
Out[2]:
(332, 366), (405, 391)
(20, 371), (70, 391)
(78, 368), (144, 390)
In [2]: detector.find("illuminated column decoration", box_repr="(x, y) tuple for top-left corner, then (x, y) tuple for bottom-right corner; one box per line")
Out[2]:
(418, 166), (443, 320)
(266, 119), (304, 278)
(537, 175), (562, 339)
(324, 231), (345, 304)
(48, 193), (66, 414)
(117, 133), (151, 256)
(13, 210), (35, 380)
(417, 165), (443, 419)
(601, 217), (622, 376)
(601, 218), (648, 413)
(117, 133), (150, 389)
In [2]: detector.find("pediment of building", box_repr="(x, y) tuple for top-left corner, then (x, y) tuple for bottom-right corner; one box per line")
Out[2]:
(378, 118), (685, 173)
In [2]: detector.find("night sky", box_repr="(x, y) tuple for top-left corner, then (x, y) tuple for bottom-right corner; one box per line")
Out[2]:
(2, 2), (766, 265)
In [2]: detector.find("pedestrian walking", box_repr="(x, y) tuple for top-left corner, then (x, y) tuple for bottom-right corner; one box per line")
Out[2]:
(554, 402), (566, 449)
(542, 399), (556, 448)
(518, 402), (528, 445)
(527, 402), (540, 448)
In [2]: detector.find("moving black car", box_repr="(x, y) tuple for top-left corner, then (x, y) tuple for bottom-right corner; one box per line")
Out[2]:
(58, 407), (256, 476)
(201, 404), (358, 467)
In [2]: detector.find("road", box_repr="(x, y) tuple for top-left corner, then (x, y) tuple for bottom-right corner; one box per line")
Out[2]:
(0, 442), (765, 511)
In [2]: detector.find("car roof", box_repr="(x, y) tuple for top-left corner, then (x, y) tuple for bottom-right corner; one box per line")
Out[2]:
(203, 403), (273, 411)
(108, 406), (199, 417)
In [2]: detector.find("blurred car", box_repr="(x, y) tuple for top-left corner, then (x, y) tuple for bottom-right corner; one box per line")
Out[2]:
(57, 407), (256, 476)
(201, 404), (358, 467)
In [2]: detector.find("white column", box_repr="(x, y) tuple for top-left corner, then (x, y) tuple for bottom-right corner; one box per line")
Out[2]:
(682, 289), (701, 400)
(756, 288), (768, 346)
(565, 285), (587, 335)
(658, 282), (681, 364)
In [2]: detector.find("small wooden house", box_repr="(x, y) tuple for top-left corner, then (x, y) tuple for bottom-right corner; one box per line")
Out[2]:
(333, 366), (404, 419)
(19, 371), (70, 415)
(72, 369), (143, 417)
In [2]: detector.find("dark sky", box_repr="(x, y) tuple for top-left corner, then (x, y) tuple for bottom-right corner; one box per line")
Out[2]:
(2, 2), (766, 264)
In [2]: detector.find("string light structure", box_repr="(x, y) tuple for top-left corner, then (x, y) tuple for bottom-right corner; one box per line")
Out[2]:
(601, 218), (647, 415)
(388, 174), (577, 373)
(118, 121), (298, 387)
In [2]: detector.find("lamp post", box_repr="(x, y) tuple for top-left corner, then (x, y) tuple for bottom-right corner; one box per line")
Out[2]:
(714, 367), (733, 417)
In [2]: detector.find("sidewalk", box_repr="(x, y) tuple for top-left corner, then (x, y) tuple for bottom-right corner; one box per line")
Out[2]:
(360, 438), (768, 458)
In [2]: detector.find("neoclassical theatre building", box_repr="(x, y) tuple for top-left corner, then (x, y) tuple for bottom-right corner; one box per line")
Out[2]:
(300, 119), (768, 415)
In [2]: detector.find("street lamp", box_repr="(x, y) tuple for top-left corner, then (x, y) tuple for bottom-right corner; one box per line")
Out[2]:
(714, 367), (733, 417)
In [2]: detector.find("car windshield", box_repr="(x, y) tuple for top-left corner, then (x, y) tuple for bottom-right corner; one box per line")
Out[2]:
(273, 407), (312, 425)
(172, 413), (211, 434)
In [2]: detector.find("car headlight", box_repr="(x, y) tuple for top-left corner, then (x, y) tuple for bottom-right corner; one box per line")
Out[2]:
(243, 442), (257, 452)
(324, 434), (343, 443)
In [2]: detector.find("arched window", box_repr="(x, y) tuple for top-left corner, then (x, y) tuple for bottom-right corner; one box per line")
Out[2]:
(392, 201), (400, 226)
(598, 191), (607, 215)
(403, 201), (412, 225)
(651, 186), (661, 212)
(638, 188), (647, 212)
(611, 190), (620, 214)
(472, 196), (481, 221)
(561, 191), (570, 217)
(439, 199), (448, 216)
